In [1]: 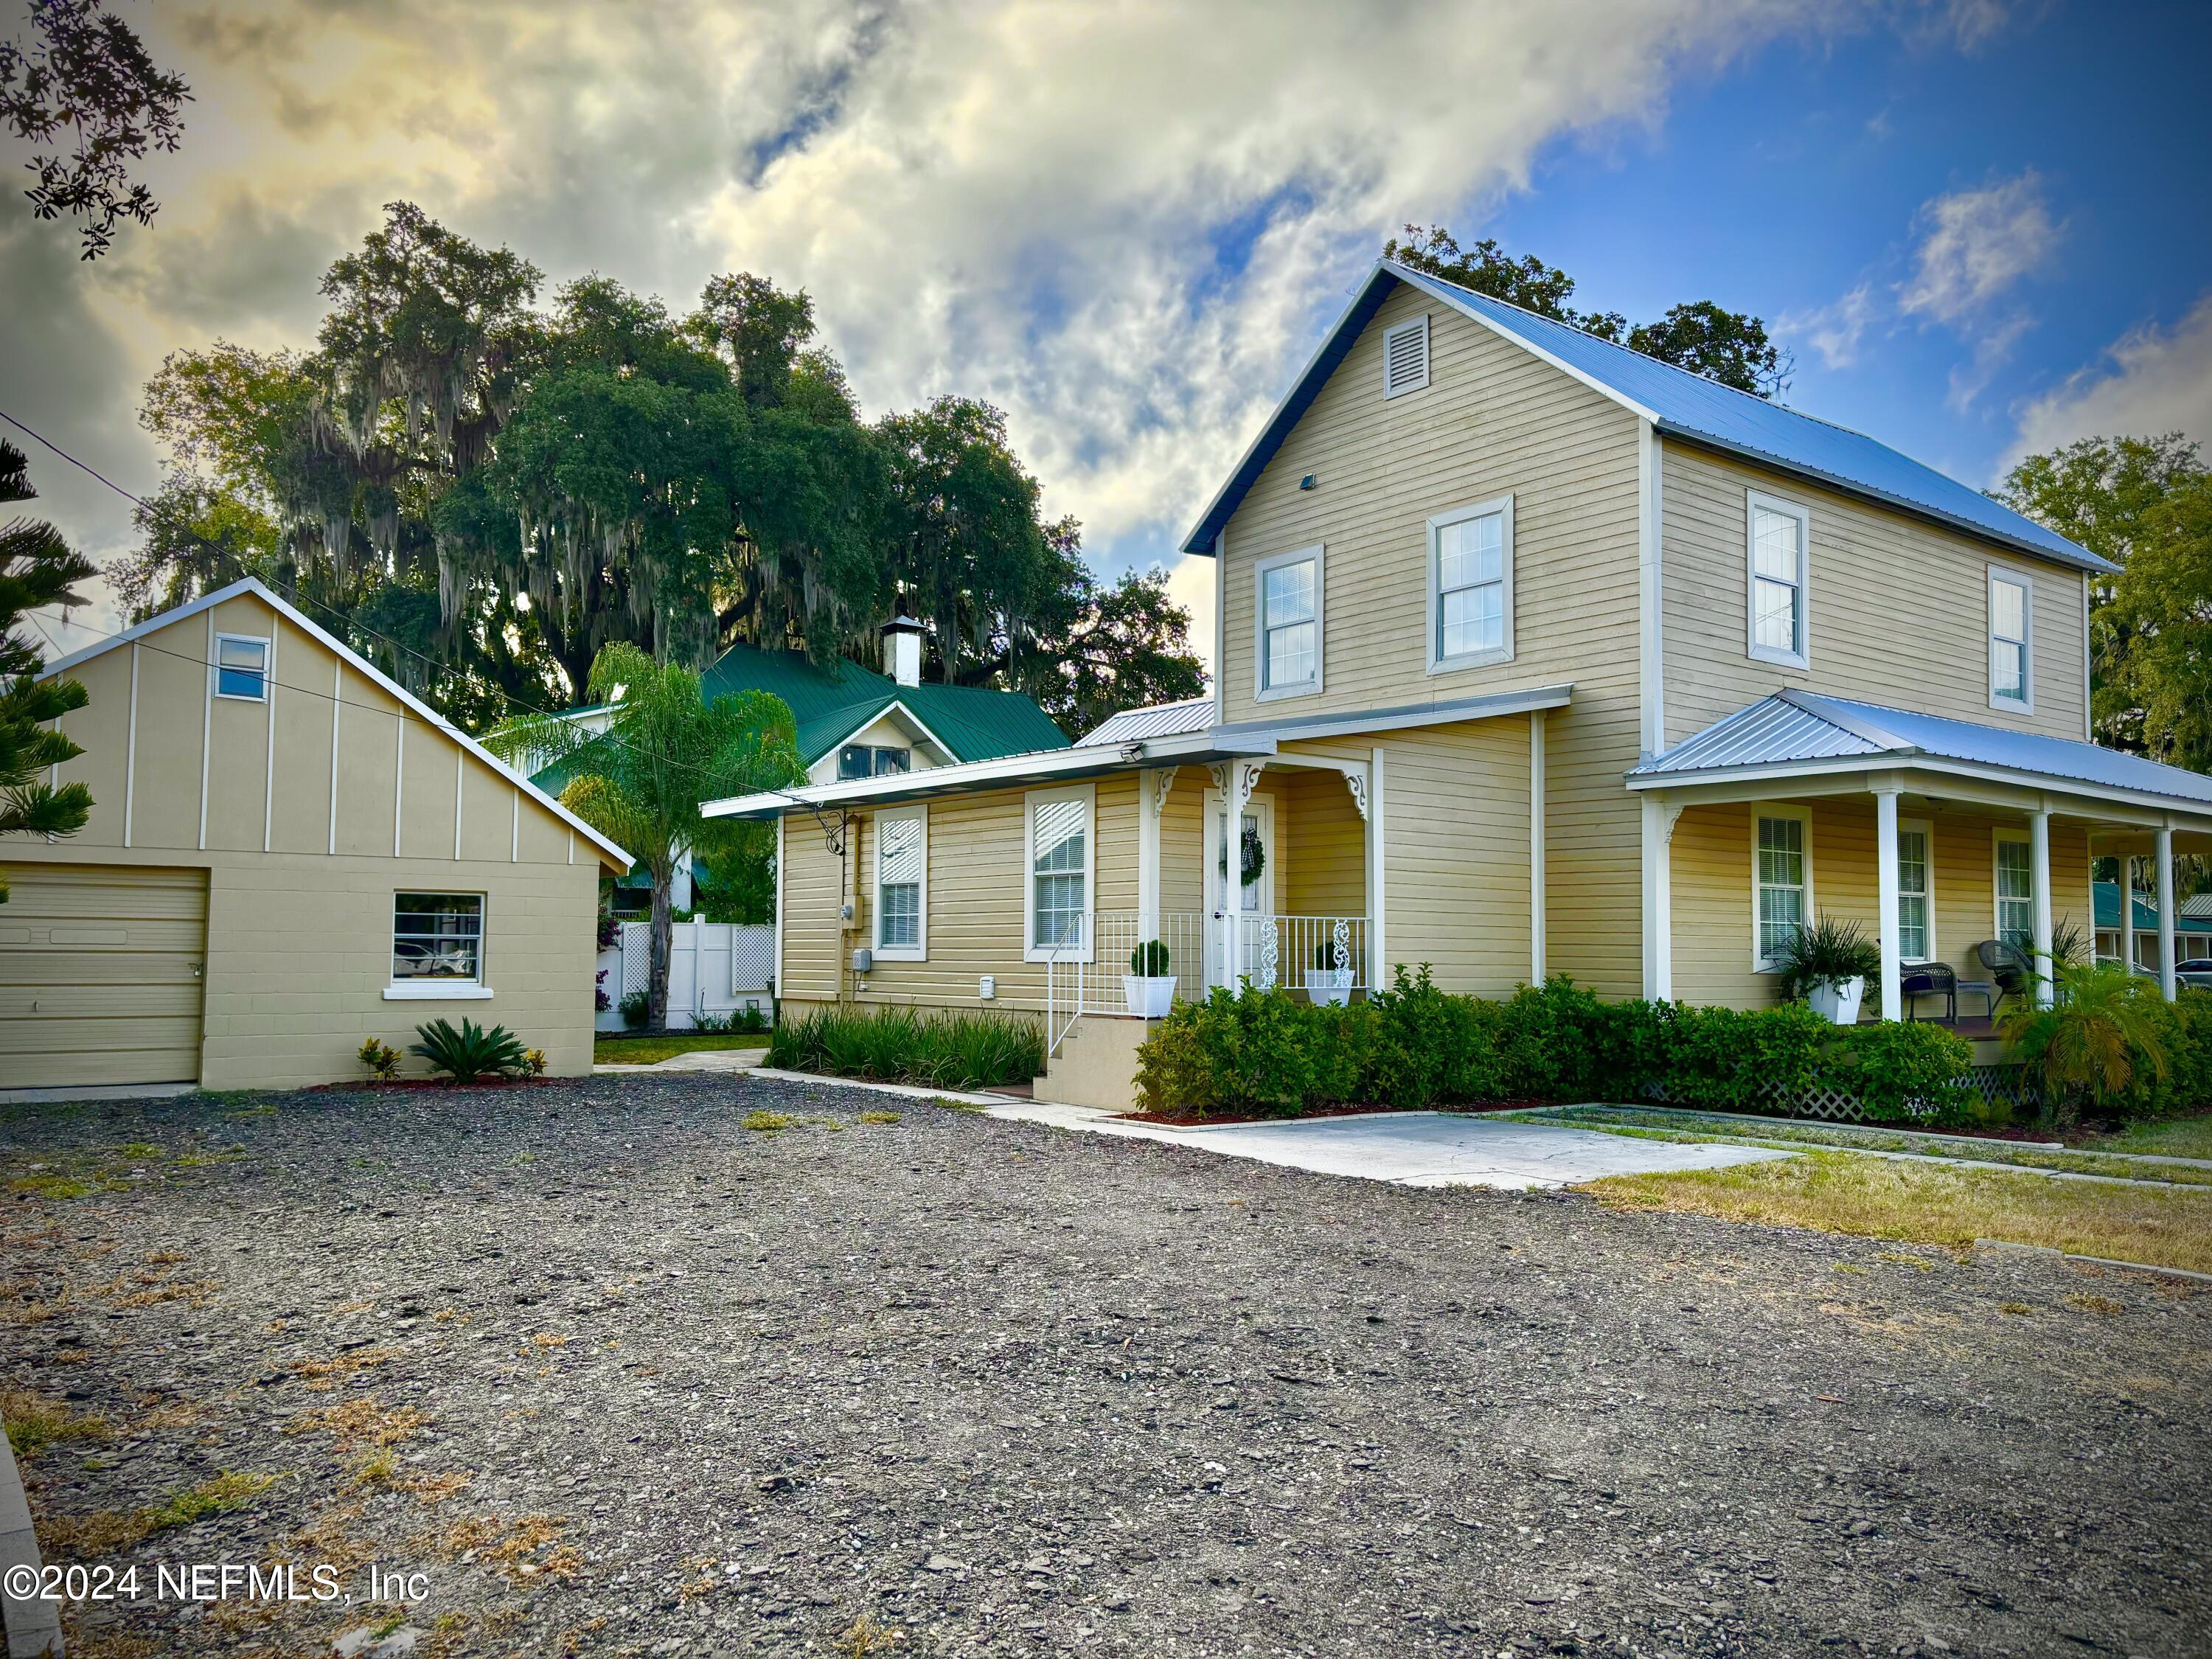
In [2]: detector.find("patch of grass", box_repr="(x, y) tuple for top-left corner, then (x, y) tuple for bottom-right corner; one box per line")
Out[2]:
(931, 1096), (987, 1114)
(290, 1346), (400, 1391)
(858, 1111), (901, 1125)
(594, 1032), (771, 1065)
(2, 1390), (110, 1458)
(741, 1110), (797, 1132)
(2084, 1114), (2212, 1161)
(1582, 1149), (2212, 1275)
(1516, 1106), (2212, 1186)
(44, 1470), (285, 1558)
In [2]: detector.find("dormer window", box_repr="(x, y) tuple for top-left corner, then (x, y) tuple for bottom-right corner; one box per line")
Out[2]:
(1382, 315), (1430, 398)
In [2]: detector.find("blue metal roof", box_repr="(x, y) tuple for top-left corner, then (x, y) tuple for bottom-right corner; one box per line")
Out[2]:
(1183, 262), (2113, 576)
(1632, 689), (2212, 811)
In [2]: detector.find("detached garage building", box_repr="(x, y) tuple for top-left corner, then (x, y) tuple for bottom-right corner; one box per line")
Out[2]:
(2, 578), (630, 1091)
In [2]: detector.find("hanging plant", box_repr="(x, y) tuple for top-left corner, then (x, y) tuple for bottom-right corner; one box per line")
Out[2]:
(1217, 821), (1267, 891)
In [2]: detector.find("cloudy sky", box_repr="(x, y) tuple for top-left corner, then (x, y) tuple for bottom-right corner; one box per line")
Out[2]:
(4, 0), (2208, 677)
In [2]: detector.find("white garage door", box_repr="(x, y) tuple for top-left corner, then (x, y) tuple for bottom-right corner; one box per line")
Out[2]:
(0, 864), (207, 1088)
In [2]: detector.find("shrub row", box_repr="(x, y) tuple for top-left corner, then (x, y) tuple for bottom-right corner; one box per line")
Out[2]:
(1134, 970), (1981, 1123)
(767, 1006), (1045, 1091)
(2103, 985), (2212, 1120)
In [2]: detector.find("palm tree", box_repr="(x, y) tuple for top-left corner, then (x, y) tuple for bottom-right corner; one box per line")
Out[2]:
(1999, 960), (2170, 1126)
(490, 642), (801, 1029)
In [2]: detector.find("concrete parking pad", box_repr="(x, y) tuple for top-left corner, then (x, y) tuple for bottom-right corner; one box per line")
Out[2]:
(990, 1102), (1798, 1189)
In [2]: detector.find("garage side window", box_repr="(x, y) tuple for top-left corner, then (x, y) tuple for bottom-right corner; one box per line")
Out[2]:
(393, 892), (484, 984)
(214, 633), (269, 700)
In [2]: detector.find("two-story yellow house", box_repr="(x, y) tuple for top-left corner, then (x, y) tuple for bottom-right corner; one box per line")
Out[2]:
(710, 260), (2212, 1108)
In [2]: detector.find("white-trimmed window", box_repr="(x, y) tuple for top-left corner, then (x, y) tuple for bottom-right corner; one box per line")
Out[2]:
(1253, 546), (1321, 701)
(873, 806), (927, 961)
(1994, 831), (2034, 948)
(1024, 784), (1095, 962)
(387, 891), (490, 998)
(1427, 495), (1514, 672)
(1382, 314), (1430, 397)
(214, 633), (270, 701)
(1746, 492), (1809, 669)
(1989, 567), (2033, 712)
(1899, 818), (1934, 962)
(1752, 805), (1812, 971)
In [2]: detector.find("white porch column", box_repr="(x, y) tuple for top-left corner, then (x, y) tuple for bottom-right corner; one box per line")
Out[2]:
(1530, 709), (1547, 985)
(2157, 827), (2178, 1002)
(1136, 768), (1171, 944)
(1368, 745), (1386, 994)
(2121, 853), (2136, 973)
(1874, 785), (1902, 1022)
(2029, 807), (2053, 1007)
(1640, 793), (1679, 1001)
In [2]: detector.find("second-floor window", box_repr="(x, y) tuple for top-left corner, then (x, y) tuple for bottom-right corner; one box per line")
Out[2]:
(839, 744), (911, 780)
(1254, 546), (1321, 701)
(1428, 495), (1514, 672)
(1746, 491), (1810, 669)
(1989, 568), (2032, 711)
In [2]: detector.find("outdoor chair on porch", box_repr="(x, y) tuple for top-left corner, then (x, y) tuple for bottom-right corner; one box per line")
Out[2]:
(1975, 939), (2034, 1012)
(1899, 961), (1998, 1023)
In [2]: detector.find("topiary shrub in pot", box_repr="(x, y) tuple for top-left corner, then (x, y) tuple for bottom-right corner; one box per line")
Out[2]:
(1125, 939), (1176, 1018)
(1773, 913), (1882, 1024)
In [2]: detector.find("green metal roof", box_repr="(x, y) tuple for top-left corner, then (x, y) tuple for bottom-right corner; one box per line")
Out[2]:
(2093, 879), (2212, 933)
(533, 642), (1068, 796)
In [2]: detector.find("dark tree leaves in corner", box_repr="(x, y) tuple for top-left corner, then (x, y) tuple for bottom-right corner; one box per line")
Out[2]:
(1382, 226), (1792, 400)
(0, 440), (96, 900)
(0, 0), (192, 258)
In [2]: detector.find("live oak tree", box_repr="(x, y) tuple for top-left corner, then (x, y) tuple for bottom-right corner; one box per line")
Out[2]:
(1382, 226), (1792, 399)
(0, 440), (95, 900)
(487, 642), (803, 1029)
(130, 201), (1204, 737)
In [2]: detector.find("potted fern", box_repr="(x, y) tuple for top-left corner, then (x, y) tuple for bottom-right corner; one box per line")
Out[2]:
(1304, 936), (1354, 1007)
(1124, 939), (1177, 1018)
(1773, 912), (1881, 1025)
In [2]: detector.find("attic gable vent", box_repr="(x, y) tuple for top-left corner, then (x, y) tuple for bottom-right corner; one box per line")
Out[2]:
(1382, 314), (1430, 399)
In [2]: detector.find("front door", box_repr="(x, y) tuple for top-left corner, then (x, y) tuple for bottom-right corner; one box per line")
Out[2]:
(1203, 793), (1275, 991)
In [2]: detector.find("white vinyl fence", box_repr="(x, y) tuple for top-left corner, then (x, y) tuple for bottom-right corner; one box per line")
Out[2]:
(596, 919), (775, 1032)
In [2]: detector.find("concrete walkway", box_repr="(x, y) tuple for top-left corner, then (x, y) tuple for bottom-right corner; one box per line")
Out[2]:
(984, 1101), (1797, 1190)
(593, 1047), (766, 1077)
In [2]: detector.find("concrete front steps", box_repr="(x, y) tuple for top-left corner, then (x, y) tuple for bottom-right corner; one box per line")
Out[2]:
(1037, 1013), (1160, 1111)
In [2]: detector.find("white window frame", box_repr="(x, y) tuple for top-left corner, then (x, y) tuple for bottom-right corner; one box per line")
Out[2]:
(1426, 493), (1515, 674)
(1023, 783), (1096, 964)
(1382, 313), (1430, 398)
(1750, 802), (1814, 973)
(1988, 565), (2034, 714)
(383, 889), (493, 1001)
(1898, 816), (1935, 963)
(872, 805), (928, 962)
(212, 631), (271, 702)
(1745, 490), (1811, 670)
(1253, 543), (1323, 703)
(1992, 828), (2034, 947)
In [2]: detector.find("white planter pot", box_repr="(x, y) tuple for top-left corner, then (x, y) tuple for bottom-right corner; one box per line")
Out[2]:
(1806, 975), (1865, 1026)
(1123, 975), (1178, 1018)
(1304, 967), (1354, 1008)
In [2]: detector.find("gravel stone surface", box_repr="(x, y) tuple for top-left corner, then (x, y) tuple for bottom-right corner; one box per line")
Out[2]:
(2, 1071), (2208, 1658)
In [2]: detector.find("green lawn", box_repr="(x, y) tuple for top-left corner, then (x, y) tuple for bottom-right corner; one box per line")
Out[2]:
(2082, 1114), (2212, 1161)
(593, 1032), (770, 1066)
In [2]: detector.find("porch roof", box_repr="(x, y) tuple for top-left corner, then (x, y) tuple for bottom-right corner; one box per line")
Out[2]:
(1628, 689), (2212, 821)
(704, 683), (1571, 821)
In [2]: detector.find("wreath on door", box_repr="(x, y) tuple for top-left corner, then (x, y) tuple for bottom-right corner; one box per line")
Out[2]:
(1218, 821), (1267, 891)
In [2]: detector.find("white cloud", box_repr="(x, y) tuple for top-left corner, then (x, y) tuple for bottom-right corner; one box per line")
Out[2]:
(1899, 170), (2058, 325)
(11, 0), (1868, 683)
(2006, 293), (2212, 471)
(1780, 282), (1877, 369)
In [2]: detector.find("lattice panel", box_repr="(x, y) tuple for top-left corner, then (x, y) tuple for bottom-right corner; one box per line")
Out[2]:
(1643, 1062), (2029, 1124)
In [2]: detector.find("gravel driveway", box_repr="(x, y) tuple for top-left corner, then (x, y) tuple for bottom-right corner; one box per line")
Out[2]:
(2, 1071), (2207, 1658)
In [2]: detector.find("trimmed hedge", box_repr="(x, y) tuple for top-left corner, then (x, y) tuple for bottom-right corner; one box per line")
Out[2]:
(1134, 968), (1981, 1123)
